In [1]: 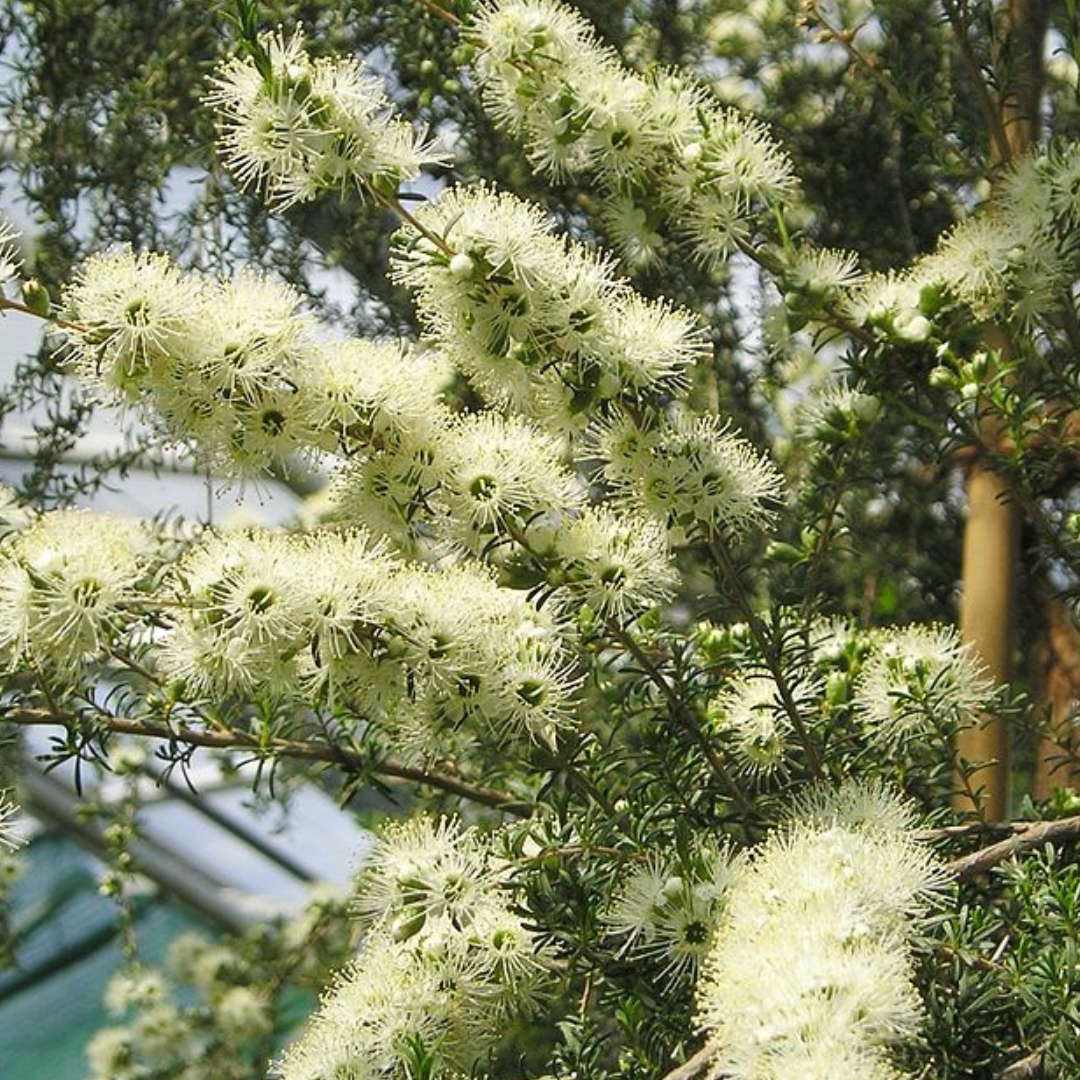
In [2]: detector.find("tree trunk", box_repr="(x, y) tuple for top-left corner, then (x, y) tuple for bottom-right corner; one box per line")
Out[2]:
(952, 0), (1048, 819)
(1032, 583), (1080, 800)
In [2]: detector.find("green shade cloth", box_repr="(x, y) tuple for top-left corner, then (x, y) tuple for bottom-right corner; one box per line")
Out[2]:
(0, 833), (213, 1080)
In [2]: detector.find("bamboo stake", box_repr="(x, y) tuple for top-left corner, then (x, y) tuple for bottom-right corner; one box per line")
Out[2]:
(952, 0), (1047, 819)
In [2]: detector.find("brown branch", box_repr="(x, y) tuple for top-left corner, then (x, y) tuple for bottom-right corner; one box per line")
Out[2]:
(941, 0), (1011, 166)
(0, 296), (85, 333)
(946, 813), (1080, 881)
(1, 705), (533, 817)
(999, 1047), (1044, 1080)
(660, 1043), (721, 1080)
(916, 821), (1027, 842)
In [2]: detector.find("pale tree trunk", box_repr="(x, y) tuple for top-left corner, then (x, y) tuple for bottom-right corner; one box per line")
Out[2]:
(952, 0), (1048, 819)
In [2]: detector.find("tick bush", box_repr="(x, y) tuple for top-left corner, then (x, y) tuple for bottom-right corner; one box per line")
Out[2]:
(3, 1), (1080, 1078)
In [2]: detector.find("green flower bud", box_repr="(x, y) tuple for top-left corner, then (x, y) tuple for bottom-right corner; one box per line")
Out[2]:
(21, 278), (50, 317)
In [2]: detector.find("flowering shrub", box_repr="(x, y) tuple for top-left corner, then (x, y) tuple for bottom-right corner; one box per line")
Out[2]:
(3, 1), (1080, 1079)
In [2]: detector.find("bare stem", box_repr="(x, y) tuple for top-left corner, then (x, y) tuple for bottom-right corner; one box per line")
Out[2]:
(412, 0), (462, 26)
(660, 1044), (722, 1080)
(372, 189), (454, 257)
(940, 0), (1012, 166)
(946, 812), (1080, 880)
(0, 296), (85, 333)
(2, 705), (532, 817)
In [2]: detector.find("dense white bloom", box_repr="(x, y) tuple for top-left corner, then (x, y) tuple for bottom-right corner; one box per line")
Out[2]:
(666, 109), (798, 264)
(782, 245), (864, 305)
(470, 2), (797, 267)
(289, 528), (399, 703)
(591, 410), (783, 540)
(330, 412), (454, 552)
(62, 248), (209, 400)
(0, 510), (155, 680)
(207, 27), (441, 208)
(706, 674), (802, 778)
(599, 191), (665, 269)
(470, 0), (657, 180)
(841, 270), (925, 338)
(0, 216), (23, 289)
(62, 251), (330, 476)
(798, 380), (882, 447)
(391, 184), (702, 418)
(156, 530), (313, 698)
(917, 215), (1019, 321)
(852, 623), (994, 744)
(484, 644), (582, 744)
(791, 776), (921, 837)
(552, 506), (678, 620)
(353, 816), (502, 932)
(439, 411), (583, 553)
(380, 561), (577, 745)
(277, 927), (480, 1080)
(104, 967), (168, 1015)
(605, 839), (736, 981)
(300, 340), (451, 453)
(697, 782), (944, 1080)
(64, 252), (451, 482)
(280, 818), (550, 1080)
(842, 146), (1080, 339)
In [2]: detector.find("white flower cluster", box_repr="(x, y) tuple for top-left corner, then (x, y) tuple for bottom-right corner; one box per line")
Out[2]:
(86, 890), (354, 1080)
(278, 817), (550, 1080)
(158, 528), (577, 748)
(706, 672), (815, 779)
(605, 838), (737, 982)
(852, 624), (994, 746)
(696, 782), (946, 1080)
(0, 792), (22, 851)
(0, 215), (23, 290)
(61, 249), (448, 478)
(589, 409), (783, 541)
(388, 185), (782, 548)
(0, 509), (157, 680)
(391, 184), (706, 424)
(87, 963), (271, 1080)
(206, 27), (442, 208)
(844, 144), (1080, 341)
(59, 249), (682, 622)
(468, 0), (798, 267)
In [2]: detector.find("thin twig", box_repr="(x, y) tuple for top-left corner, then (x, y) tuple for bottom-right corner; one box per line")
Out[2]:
(998, 1047), (1044, 1080)
(412, 0), (462, 26)
(1, 705), (533, 817)
(940, 0), (1012, 166)
(916, 820), (1027, 841)
(605, 619), (754, 817)
(946, 813), (1080, 880)
(661, 1043), (722, 1080)
(705, 534), (825, 778)
(803, 0), (985, 176)
(0, 296), (85, 333)
(372, 190), (454, 257)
